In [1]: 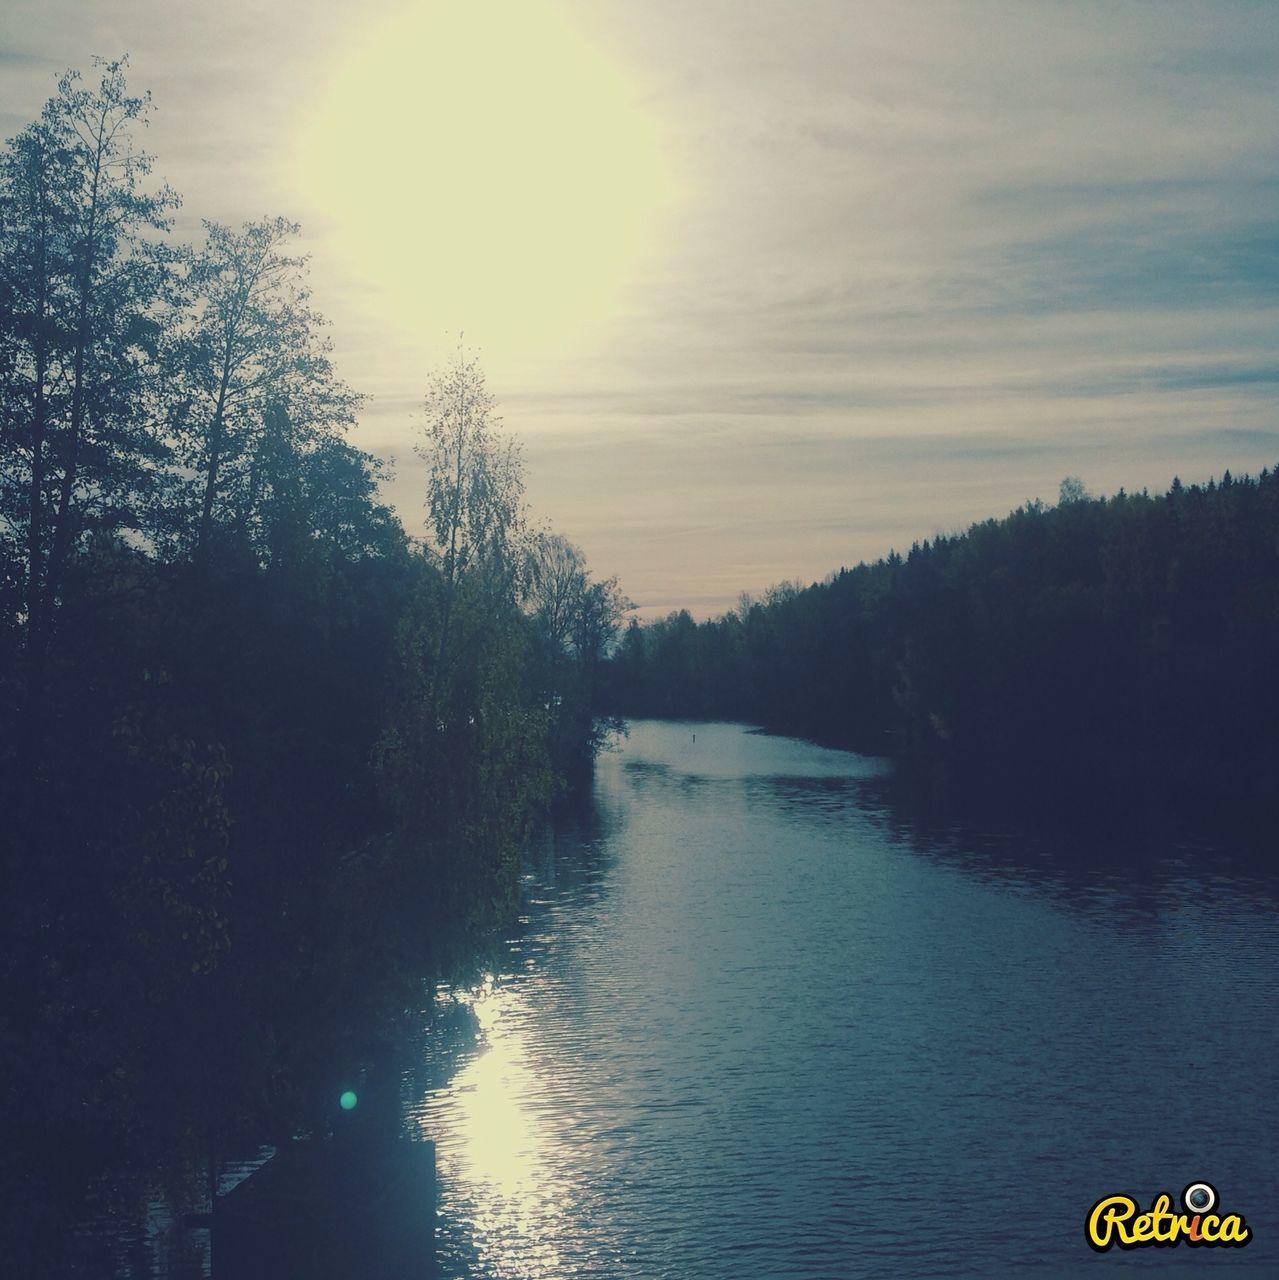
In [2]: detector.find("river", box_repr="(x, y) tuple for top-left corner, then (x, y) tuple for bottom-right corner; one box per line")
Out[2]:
(411, 719), (1277, 1277)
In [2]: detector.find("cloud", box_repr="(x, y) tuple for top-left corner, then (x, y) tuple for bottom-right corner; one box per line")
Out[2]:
(3, 0), (1278, 615)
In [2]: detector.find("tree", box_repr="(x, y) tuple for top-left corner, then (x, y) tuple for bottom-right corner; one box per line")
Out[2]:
(528, 531), (585, 659)
(174, 216), (360, 568)
(572, 573), (631, 670)
(1058, 475), (1090, 506)
(0, 59), (178, 721)
(526, 528), (632, 675)
(416, 345), (526, 679)
(526, 531), (631, 779)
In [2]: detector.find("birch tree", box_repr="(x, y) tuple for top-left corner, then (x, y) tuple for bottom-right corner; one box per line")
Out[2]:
(416, 345), (526, 673)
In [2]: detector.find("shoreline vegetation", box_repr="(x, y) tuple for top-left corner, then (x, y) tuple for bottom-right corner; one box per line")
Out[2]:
(0, 63), (625, 1273)
(600, 468), (1279, 828)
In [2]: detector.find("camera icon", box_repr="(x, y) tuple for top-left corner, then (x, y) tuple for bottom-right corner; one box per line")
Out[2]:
(1182, 1182), (1218, 1215)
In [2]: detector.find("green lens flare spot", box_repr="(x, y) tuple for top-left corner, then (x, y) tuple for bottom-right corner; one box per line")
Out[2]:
(339, 1090), (358, 1111)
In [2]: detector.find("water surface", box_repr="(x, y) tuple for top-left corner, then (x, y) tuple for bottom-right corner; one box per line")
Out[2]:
(413, 720), (1278, 1277)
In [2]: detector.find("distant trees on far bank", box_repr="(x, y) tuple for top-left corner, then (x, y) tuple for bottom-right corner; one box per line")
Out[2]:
(601, 468), (1279, 812)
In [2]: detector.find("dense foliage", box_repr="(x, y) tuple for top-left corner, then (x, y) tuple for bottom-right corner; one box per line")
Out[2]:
(602, 472), (1279, 810)
(0, 62), (625, 1267)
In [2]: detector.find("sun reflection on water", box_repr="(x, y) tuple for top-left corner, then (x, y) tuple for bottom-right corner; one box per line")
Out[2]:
(422, 975), (567, 1279)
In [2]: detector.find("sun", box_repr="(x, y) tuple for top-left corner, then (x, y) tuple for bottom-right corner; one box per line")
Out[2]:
(299, 0), (670, 357)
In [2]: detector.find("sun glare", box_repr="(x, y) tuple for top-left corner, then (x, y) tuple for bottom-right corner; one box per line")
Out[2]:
(300, 0), (669, 357)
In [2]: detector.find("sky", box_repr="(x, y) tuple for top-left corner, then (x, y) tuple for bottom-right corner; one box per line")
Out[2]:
(3, 0), (1279, 617)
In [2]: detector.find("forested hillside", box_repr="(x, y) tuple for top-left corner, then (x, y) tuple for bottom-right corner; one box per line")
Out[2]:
(602, 471), (1279, 809)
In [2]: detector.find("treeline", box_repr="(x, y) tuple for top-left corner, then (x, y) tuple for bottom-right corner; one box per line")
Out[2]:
(0, 61), (625, 1262)
(601, 471), (1279, 810)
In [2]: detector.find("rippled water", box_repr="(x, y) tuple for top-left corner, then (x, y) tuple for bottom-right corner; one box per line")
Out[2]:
(411, 720), (1279, 1278)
